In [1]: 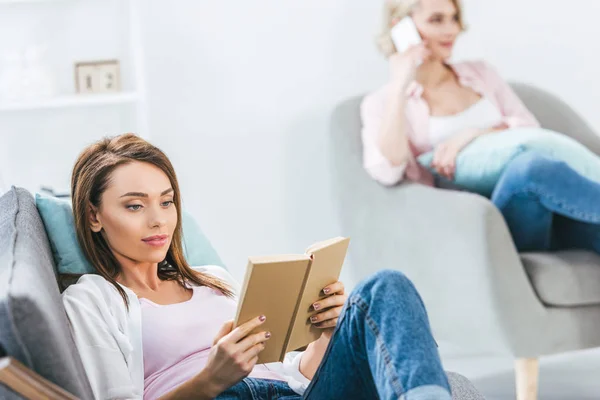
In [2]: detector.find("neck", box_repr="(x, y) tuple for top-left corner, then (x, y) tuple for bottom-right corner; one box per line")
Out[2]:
(416, 59), (452, 89)
(114, 255), (162, 291)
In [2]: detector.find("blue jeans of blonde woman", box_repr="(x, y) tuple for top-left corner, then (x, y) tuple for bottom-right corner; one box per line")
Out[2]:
(492, 151), (600, 252)
(216, 270), (451, 400)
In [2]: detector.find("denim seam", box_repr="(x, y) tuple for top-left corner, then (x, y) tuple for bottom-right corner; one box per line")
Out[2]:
(506, 186), (600, 222)
(242, 378), (259, 400)
(350, 295), (406, 398)
(301, 306), (349, 398)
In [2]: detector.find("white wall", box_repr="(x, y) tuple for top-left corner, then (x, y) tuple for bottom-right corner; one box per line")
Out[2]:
(141, 0), (600, 284)
(458, 0), (600, 130)
(141, 0), (387, 284)
(3, 0), (600, 286)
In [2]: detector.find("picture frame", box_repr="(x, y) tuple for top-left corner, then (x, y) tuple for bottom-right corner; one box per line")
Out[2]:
(74, 60), (121, 94)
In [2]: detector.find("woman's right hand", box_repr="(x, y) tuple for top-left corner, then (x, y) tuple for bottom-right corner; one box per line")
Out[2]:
(201, 316), (271, 396)
(389, 43), (431, 92)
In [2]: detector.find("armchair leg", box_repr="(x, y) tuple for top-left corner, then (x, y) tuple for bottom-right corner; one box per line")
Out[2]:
(515, 358), (539, 400)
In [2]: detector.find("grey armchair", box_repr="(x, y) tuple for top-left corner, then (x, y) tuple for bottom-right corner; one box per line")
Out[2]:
(330, 83), (600, 400)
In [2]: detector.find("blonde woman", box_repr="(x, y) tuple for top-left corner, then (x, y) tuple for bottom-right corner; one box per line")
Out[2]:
(62, 134), (451, 399)
(363, 0), (600, 253)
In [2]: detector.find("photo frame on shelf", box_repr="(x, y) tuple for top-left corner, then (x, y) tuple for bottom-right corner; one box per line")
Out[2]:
(74, 60), (121, 94)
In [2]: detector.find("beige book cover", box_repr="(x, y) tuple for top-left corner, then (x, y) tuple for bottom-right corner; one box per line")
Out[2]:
(234, 237), (350, 363)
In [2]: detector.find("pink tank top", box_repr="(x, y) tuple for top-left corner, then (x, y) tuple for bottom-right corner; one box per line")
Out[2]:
(141, 285), (284, 399)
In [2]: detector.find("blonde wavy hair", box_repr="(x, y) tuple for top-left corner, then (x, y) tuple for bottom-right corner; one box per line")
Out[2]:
(376, 0), (466, 57)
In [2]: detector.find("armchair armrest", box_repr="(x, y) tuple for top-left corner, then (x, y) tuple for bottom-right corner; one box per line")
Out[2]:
(341, 182), (546, 354)
(0, 357), (78, 400)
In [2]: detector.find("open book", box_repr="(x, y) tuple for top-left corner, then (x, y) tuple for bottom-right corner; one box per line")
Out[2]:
(233, 237), (350, 363)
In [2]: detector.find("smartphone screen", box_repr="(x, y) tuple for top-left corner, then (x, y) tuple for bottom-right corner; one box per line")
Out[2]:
(390, 17), (422, 54)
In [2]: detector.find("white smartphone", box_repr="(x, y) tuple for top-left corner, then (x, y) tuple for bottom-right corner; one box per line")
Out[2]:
(390, 17), (422, 54)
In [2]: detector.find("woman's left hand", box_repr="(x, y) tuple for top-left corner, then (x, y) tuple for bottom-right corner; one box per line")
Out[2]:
(432, 128), (483, 180)
(310, 281), (347, 340)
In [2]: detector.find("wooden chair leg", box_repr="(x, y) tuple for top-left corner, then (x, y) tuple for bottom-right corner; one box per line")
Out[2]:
(515, 358), (539, 400)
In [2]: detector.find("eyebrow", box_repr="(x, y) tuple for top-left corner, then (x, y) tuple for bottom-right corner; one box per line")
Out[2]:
(120, 188), (174, 198)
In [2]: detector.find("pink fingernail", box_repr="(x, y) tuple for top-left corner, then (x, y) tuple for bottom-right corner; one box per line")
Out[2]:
(313, 303), (320, 310)
(310, 316), (318, 323)
(259, 315), (266, 322)
(323, 288), (331, 294)
(265, 332), (271, 338)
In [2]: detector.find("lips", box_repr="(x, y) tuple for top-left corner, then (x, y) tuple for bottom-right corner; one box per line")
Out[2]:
(142, 234), (169, 247)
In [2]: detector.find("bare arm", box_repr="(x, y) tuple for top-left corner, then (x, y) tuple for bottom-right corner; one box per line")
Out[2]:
(159, 318), (271, 400)
(377, 45), (430, 167)
(298, 336), (329, 380)
(432, 122), (510, 180)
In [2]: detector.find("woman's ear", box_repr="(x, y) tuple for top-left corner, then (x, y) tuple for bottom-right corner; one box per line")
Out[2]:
(88, 204), (103, 233)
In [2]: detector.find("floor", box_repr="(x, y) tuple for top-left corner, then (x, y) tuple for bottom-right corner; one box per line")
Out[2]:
(441, 346), (600, 399)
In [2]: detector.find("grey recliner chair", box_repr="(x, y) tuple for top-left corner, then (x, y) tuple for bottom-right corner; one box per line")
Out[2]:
(330, 83), (600, 400)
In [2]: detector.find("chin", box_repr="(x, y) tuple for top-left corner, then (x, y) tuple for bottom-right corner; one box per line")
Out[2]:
(147, 251), (170, 264)
(432, 51), (452, 61)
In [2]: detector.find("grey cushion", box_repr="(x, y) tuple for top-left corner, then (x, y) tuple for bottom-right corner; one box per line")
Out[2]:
(522, 250), (600, 307)
(448, 372), (485, 400)
(0, 187), (94, 399)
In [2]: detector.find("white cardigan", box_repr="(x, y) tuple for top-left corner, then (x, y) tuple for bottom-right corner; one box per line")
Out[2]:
(62, 265), (310, 399)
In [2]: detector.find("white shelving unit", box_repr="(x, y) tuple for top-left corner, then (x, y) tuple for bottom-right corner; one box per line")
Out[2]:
(0, 0), (72, 3)
(0, 0), (149, 193)
(0, 92), (139, 112)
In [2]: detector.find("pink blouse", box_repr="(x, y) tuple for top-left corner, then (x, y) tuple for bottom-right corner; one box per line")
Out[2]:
(360, 60), (540, 186)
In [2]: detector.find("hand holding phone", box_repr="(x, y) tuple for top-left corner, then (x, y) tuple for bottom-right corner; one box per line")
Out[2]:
(389, 17), (430, 90)
(390, 17), (422, 54)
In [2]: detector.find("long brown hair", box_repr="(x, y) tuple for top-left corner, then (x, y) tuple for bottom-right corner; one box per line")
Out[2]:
(71, 133), (233, 308)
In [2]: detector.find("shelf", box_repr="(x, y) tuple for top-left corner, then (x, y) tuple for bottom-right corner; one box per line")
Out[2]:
(0, 92), (140, 112)
(0, 0), (73, 4)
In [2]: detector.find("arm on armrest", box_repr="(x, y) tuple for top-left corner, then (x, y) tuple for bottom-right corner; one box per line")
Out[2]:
(344, 183), (546, 353)
(0, 357), (78, 400)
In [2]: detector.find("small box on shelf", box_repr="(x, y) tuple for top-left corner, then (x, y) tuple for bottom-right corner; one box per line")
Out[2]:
(75, 60), (121, 94)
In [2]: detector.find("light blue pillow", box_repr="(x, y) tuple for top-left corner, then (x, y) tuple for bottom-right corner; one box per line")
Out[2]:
(35, 193), (226, 274)
(417, 128), (600, 196)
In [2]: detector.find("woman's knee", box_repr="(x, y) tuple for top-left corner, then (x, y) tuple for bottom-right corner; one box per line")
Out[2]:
(353, 269), (418, 299)
(504, 151), (561, 183)
(493, 151), (562, 202)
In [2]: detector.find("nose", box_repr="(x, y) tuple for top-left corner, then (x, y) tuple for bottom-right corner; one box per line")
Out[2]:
(148, 205), (167, 229)
(444, 22), (460, 37)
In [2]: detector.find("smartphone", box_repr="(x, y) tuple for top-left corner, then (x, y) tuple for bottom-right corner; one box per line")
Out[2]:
(390, 17), (422, 54)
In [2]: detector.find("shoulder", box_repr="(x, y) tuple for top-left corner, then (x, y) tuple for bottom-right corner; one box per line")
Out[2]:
(63, 274), (115, 300)
(361, 84), (392, 116)
(62, 274), (127, 315)
(191, 265), (240, 293)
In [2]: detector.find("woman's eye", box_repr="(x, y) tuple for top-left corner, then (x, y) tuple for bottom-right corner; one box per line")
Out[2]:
(126, 204), (143, 211)
(161, 200), (174, 207)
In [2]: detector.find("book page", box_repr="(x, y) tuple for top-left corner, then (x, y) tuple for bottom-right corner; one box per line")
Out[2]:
(284, 237), (350, 353)
(234, 254), (311, 363)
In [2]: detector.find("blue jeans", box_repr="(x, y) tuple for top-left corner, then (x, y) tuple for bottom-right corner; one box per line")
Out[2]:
(492, 151), (600, 252)
(216, 270), (451, 400)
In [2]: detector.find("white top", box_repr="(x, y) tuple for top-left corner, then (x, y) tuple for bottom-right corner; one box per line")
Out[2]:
(62, 265), (310, 400)
(428, 97), (504, 146)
